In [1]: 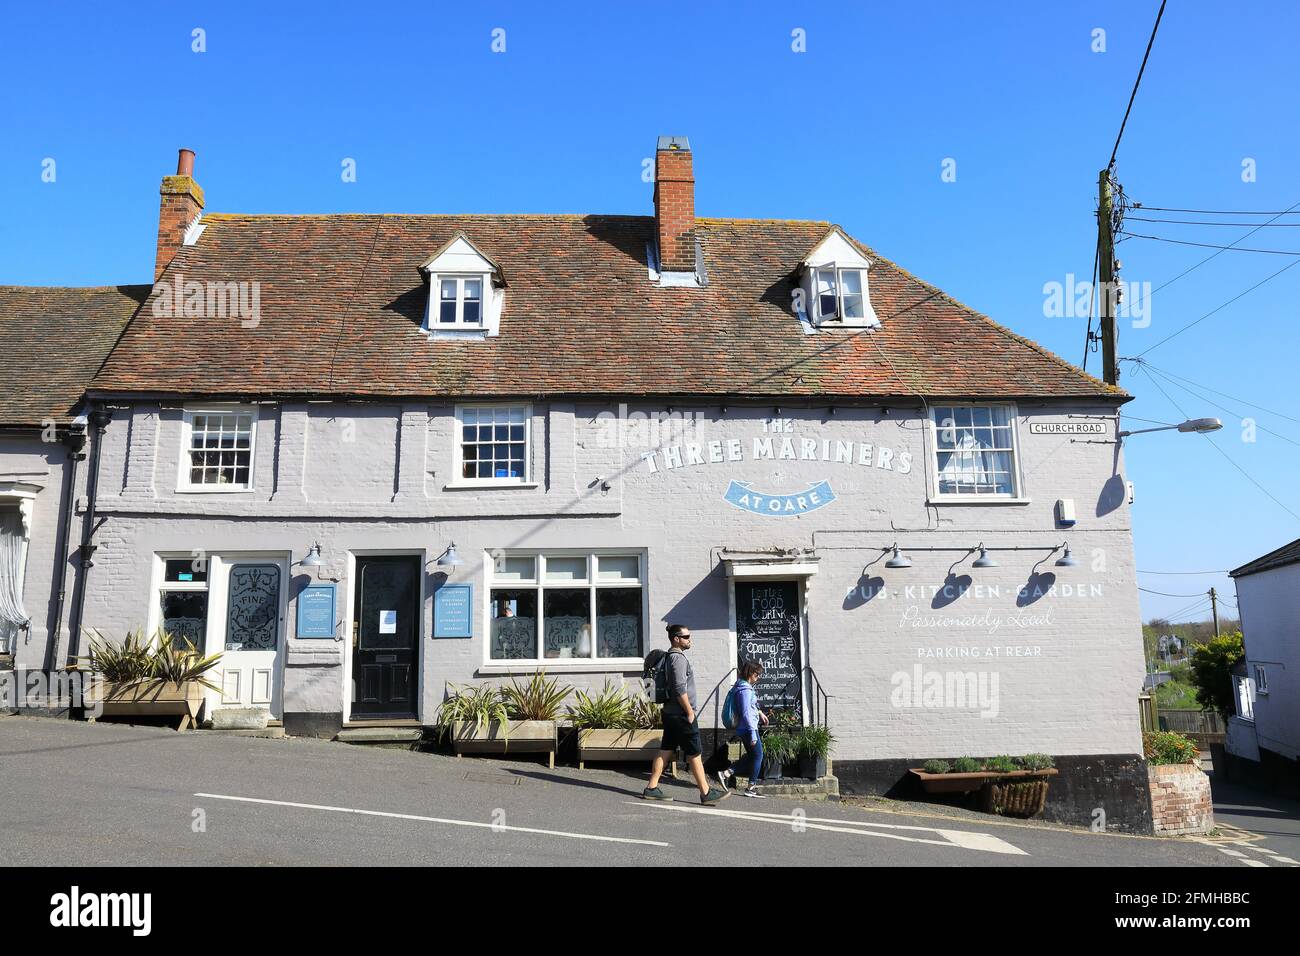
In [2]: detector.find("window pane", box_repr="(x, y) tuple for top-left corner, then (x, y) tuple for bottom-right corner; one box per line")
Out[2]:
(164, 558), (208, 583)
(596, 587), (642, 658)
(441, 279), (457, 300)
(462, 300), (480, 324)
(160, 590), (208, 651)
(545, 556), (587, 581)
(225, 564), (281, 651)
(597, 555), (639, 581)
(543, 588), (591, 659)
(841, 292), (864, 319)
(439, 301), (457, 323)
(935, 407), (1018, 496)
(494, 556), (536, 581)
(817, 268), (837, 318)
(490, 589), (537, 660)
(464, 278), (481, 300)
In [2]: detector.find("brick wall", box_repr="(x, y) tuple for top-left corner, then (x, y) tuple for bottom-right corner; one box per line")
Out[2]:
(1148, 762), (1214, 835)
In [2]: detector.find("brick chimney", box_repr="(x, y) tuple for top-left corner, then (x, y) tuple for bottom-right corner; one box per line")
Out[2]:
(155, 148), (205, 281)
(654, 136), (695, 273)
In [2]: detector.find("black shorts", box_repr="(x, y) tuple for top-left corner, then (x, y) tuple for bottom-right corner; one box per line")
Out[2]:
(660, 712), (703, 757)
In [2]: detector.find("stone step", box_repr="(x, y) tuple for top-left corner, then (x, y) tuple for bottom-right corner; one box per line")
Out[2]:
(737, 775), (839, 800)
(201, 726), (286, 739)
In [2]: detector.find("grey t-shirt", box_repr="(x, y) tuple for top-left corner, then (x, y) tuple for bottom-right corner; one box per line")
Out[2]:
(662, 650), (697, 715)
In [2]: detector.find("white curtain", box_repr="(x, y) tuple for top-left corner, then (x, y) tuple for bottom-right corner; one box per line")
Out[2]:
(0, 509), (30, 655)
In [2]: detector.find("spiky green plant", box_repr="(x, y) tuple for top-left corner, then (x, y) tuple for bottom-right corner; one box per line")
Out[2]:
(149, 632), (223, 690)
(566, 683), (633, 729)
(625, 692), (663, 730)
(81, 629), (155, 684)
(500, 671), (573, 721)
(796, 725), (835, 760)
(761, 730), (798, 766)
(437, 683), (511, 744)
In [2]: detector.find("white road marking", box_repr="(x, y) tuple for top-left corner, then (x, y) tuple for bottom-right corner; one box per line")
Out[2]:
(196, 792), (671, 847)
(1214, 846), (1268, 866)
(627, 801), (1026, 856)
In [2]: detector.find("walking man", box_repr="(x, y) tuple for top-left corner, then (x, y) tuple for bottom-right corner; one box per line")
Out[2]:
(643, 624), (730, 804)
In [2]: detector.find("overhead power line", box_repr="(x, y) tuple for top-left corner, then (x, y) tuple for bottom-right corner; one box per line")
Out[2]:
(1136, 360), (1300, 426)
(1109, 0), (1168, 168)
(1138, 586), (1208, 598)
(1138, 569), (1227, 575)
(1133, 205), (1300, 216)
(1140, 363), (1300, 449)
(1126, 216), (1300, 227)
(1121, 232), (1300, 255)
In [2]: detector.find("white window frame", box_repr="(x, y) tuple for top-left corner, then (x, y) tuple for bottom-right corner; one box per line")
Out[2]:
(177, 405), (258, 493)
(1254, 664), (1268, 695)
(480, 549), (648, 672)
(927, 402), (1028, 503)
(452, 403), (533, 487)
(430, 273), (487, 329)
(149, 552), (212, 652)
(813, 267), (867, 324)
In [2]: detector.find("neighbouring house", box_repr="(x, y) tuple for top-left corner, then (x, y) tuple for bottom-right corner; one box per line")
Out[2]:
(9, 138), (1154, 829)
(1225, 539), (1300, 792)
(0, 284), (147, 698)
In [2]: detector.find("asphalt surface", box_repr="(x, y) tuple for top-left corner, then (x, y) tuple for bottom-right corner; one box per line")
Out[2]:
(1207, 771), (1300, 868)
(0, 716), (1263, 867)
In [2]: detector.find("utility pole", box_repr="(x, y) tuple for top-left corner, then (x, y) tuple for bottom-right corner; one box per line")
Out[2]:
(1209, 587), (1221, 639)
(1097, 168), (1119, 386)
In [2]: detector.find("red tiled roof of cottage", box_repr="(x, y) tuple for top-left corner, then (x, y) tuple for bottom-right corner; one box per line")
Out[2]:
(0, 285), (149, 426)
(91, 214), (1125, 402)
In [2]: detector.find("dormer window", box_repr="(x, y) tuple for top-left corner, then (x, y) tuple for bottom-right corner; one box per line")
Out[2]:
(798, 228), (879, 330)
(815, 268), (866, 322)
(438, 276), (483, 326)
(419, 233), (504, 338)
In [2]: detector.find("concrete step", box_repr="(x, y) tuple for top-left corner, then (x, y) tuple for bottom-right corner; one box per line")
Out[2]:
(336, 727), (424, 745)
(201, 726), (286, 739)
(741, 775), (839, 800)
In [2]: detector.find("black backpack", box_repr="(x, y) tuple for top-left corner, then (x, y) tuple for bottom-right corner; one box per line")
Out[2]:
(643, 648), (682, 704)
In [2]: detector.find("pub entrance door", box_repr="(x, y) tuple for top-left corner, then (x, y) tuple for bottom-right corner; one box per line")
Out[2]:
(732, 579), (806, 722)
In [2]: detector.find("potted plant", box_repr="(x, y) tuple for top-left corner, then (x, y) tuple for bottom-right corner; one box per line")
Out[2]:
(82, 629), (222, 731)
(569, 684), (664, 769)
(794, 724), (835, 779)
(439, 673), (571, 768)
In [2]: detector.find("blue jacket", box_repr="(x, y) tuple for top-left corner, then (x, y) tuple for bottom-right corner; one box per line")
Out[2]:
(733, 679), (760, 736)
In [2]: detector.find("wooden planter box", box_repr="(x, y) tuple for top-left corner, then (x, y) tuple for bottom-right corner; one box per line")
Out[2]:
(576, 728), (663, 769)
(910, 767), (1058, 802)
(980, 772), (1057, 818)
(84, 680), (206, 731)
(450, 719), (557, 767)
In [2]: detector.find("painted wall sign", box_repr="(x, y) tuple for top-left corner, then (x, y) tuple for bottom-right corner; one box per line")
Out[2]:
(434, 583), (473, 639)
(1028, 422), (1106, 435)
(724, 479), (836, 516)
(642, 434), (911, 474)
(295, 583), (337, 639)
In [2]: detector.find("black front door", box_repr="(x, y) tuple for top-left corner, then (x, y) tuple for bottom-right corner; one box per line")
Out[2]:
(352, 555), (421, 718)
(734, 580), (803, 719)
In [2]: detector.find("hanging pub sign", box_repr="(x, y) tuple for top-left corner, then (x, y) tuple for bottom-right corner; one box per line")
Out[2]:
(434, 584), (473, 639)
(296, 583), (337, 639)
(734, 580), (803, 715)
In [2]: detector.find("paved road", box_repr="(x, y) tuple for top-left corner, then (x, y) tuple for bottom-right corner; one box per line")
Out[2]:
(0, 716), (1247, 867)
(1204, 772), (1300, 869)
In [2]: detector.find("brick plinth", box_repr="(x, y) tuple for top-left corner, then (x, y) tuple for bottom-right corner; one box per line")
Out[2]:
(1148, 762), (1214, 835)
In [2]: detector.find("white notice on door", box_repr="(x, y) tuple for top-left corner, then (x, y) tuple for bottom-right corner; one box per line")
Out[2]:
(379, 610), (397, 634)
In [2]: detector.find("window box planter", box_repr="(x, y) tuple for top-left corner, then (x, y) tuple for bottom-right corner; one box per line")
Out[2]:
(576, 728), (662, 768)
(910, 767), (1058, 800)
(85, 679), (207, 731)
(450, 719), (557, 768)
(980, 770), (1057, 818)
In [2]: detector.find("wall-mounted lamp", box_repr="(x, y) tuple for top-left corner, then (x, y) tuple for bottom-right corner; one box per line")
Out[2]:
(885, 545), (912, 569)
(1054, 544), (1078, 568)
(301, 543), (324, 568)
(437, 542), (463, 568)
(971, 545), (999, 569)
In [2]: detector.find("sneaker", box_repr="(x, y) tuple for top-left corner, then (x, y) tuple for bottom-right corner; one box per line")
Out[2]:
(743, 787), (767, 799)
(700, 787), (732, 805)
(641, 786), (671, 801)
(715, 769), (733, 790)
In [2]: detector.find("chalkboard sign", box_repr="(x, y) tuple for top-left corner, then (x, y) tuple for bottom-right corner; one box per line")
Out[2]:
(434, 584), (473, 639)
(296, 583), (337, 639)
(734, 580), (803, 716)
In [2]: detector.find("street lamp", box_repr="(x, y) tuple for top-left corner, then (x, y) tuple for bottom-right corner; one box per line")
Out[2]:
(1118, 417), (1222, 439)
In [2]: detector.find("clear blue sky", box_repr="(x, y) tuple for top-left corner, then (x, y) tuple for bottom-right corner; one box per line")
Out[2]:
(3, 1), (1297, 625)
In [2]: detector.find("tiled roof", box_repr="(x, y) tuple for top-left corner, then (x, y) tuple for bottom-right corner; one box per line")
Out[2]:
(92, 214), (1124, 401)
(1230, 538), (1300, 578)
(0, 285), (148, 426)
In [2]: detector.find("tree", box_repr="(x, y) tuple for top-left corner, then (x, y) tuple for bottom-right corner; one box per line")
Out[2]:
(1189, 631), (1245, 719)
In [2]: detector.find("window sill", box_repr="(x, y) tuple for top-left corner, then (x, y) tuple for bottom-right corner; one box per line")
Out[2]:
(444, 481), (539, 491)
(175, 486), (256, 494)
(926, 496), (1031, 506)
(477, 660), (644, 676)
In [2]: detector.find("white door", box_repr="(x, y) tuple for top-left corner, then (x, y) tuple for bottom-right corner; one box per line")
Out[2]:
(206, 556), (288, 718)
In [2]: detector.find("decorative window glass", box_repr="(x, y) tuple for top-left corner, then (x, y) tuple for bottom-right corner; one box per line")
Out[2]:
(183, 410), (255, 490)
(436, 276), (484, 326)
(932, 405), (1021, 497)
(814, 268), (865, 322)
(159, 556), (209, 651)
(225, 564), (281, 651)
(457, 405), (529, 483)
(486, 552), (645, 663)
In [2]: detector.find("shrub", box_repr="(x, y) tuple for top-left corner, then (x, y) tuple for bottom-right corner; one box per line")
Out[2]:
(1017, 753), (1055, 772)
(797, 725), (835, 760)
(436, 683), (510, 737)
(83, 628), (222, 690)
(983, 755), (1018, 773)
(762, 730), (798, 765)
(1144, 730), (1199, 766)
(922, 759), (951, 775)
(1189, 632), (1245, 719)
(500, 671), (572, 721)
(951, 756), (982, 773)
(566, 684), (632, 729)
(625, 692), (662, 730)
